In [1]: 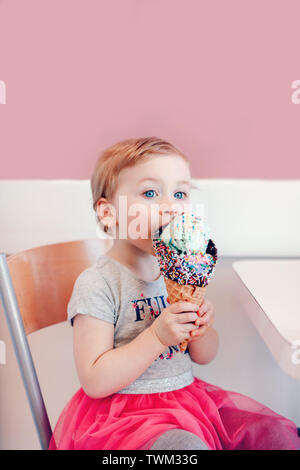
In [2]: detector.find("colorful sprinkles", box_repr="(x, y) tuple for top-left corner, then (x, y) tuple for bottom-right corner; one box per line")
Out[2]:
(152, 214), (218, 287)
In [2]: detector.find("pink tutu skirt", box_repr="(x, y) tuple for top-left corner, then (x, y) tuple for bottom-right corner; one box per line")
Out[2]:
(48, 377), (300, 450)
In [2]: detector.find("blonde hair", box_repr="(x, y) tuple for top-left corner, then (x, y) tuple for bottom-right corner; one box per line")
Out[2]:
(91, 136), (189, 232)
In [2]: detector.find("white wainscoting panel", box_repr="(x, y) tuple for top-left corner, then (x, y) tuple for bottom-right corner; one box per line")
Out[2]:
(0, 179), (299, 256)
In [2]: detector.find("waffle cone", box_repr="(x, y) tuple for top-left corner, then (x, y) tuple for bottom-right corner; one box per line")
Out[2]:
(164, 277), (206, 352)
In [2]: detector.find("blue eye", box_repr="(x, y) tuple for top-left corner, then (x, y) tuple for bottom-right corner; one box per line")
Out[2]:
(174, 191), (186, 199)
(143, 190), (157, 198)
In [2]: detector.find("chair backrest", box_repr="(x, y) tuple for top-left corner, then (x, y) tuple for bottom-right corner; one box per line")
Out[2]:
(0, 238), (113, 449)
(5, 238), (112, 334)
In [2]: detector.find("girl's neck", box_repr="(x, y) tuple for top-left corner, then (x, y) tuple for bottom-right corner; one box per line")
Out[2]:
(106, 239), (161, 283)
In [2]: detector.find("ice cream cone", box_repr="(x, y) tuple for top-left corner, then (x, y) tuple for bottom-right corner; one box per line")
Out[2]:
(164, 277), (206, 353)
(152, 212), (218, 354)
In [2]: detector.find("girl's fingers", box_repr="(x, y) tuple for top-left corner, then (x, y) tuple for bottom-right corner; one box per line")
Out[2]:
(195, 311), (212, 326)
(182, 323), (199, 335)
(191, 318), (214, 337)
(197, 305), (207, 317)
(198, 299), (211, 315)
(190, 324), (209, 337)
(176, 311), (199, 324)
(169, 301), (200, 314)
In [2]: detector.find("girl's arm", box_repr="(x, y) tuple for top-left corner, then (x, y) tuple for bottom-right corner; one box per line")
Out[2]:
(188, 326), (219, 365)
(187, 298), (219, 364)
(73, 314), (166, 398)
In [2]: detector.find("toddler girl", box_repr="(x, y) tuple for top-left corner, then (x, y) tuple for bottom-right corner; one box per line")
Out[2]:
(49, 137), (300, 450)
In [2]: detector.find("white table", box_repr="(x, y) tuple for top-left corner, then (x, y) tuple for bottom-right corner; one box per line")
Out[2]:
(232, 259), (300, 380)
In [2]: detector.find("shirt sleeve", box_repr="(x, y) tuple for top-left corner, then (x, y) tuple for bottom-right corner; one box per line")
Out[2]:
(67, 268), (116, 326)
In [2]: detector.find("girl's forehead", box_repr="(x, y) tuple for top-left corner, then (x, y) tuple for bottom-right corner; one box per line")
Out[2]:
(118, 154), (191, 183)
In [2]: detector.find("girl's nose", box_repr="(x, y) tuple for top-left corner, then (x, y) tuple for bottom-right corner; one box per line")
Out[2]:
(158, 200), (182, 223)
(159, 203), (175, 216)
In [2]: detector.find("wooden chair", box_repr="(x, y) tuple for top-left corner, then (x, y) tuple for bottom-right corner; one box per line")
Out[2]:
(0, 238), (113, 449)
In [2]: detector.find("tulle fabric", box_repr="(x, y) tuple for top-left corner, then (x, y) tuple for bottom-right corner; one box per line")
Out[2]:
(48, 377), (300, 450)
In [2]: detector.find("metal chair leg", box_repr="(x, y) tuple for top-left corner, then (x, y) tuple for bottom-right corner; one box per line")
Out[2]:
(0, 253), (52, 449)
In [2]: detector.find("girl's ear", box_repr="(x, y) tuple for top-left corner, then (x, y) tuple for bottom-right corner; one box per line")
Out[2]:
(96, 197), (117, 230)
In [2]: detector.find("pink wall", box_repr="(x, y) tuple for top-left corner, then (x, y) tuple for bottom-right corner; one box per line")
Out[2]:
(0, 0), (299, 179)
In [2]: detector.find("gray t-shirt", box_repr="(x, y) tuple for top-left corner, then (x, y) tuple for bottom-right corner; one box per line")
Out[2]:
(67, 254), (195, 394)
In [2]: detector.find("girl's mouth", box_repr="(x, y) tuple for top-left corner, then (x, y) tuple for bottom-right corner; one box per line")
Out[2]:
(152, 224), (165, 240)
(157, 221), (169, 237)
(158, 225), (164, 237)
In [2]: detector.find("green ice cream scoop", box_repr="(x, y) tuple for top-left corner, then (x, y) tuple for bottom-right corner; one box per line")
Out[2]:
(159, 212), (210, 255)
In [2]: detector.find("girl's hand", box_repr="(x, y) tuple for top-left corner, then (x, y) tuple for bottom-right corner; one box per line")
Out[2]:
(149, 301), (200, 348)
(188, 298), (215, 343)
